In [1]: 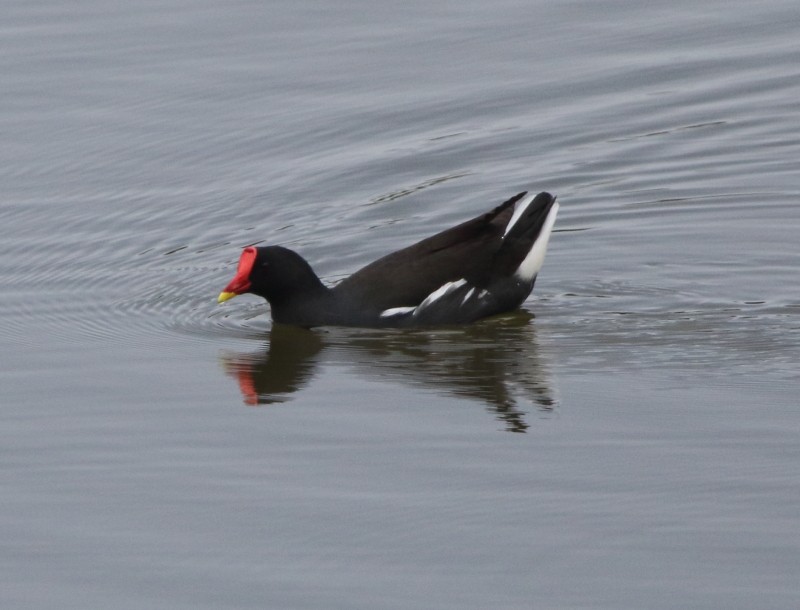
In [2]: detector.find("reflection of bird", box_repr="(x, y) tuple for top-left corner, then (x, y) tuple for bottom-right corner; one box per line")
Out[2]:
(220, 327), (323, 405)
(218, 191), (558, 328)
(220, 316), (557, 432)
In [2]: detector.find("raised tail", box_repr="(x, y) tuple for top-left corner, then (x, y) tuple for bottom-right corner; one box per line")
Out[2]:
(500, 192), (559, 281)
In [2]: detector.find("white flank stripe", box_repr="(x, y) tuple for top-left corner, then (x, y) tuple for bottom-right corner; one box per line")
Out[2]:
(503, 192), (537, 238)
(515, 202), (559, 281)
(415, 278), (467, 314)
(381, 279), (469, 319)
(462, 287), (475, 304)
(380, 306), (416, 318)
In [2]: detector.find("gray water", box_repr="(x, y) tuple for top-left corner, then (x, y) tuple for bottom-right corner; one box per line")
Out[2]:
(2, 1), (799, 608)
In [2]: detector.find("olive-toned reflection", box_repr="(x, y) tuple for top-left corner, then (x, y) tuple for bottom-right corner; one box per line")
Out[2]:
(220, 311), (556, 432)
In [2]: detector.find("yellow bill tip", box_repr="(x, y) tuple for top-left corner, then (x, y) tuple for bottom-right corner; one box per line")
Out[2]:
(217, 291), (237, 304)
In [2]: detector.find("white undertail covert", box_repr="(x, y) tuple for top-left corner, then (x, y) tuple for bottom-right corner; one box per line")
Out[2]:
(515, 201), (559, 281)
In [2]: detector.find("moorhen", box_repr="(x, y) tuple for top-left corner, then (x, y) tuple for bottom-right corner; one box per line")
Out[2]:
(218, 190), (558, 328)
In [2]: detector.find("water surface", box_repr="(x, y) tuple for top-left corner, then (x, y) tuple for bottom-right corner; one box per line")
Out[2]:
(2, 1), (799, 608)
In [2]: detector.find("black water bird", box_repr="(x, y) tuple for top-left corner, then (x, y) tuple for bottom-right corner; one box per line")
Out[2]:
(218, 190), (558, 328)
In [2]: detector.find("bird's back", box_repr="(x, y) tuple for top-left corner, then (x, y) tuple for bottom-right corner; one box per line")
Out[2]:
(333, 192), (526, 314)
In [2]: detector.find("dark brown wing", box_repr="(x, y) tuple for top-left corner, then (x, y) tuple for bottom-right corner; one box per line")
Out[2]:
(333, 192), (526, 312)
